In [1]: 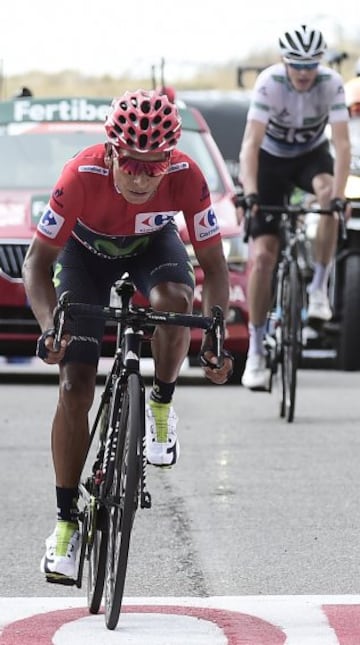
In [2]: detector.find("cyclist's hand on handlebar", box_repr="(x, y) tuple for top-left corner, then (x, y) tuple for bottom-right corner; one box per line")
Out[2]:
(36, 328), (70, 364)
(200, 333), (234, 384)
(330, 197), (352, 221)
(202, 350), (233, 384)
(244, 192), (260, 212)
(234, 191), (259, 224)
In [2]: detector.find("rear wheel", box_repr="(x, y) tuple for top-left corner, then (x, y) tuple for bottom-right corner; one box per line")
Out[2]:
(86, 400), (111, 613)
(104, 374), (142, 630)
(87, 506), (108, 613)
(279, 261), (302, 422)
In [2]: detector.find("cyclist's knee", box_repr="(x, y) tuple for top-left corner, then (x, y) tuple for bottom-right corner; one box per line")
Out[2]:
(312, 174), (332, 206)
(252, 243), (278, 274)
(149, 282), (193, 313)
(59, 364), (96, 414)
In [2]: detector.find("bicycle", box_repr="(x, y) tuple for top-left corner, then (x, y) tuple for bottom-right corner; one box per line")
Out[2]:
(52, 277), (226, 630)
(244, 202), (345, 422)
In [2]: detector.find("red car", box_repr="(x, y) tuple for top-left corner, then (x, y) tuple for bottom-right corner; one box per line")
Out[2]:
(0, 96), (249, 381)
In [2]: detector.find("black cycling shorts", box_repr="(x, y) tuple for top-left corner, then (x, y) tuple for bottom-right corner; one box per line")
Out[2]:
(54, 222), (195, 366)
(249, 141), (334, 239)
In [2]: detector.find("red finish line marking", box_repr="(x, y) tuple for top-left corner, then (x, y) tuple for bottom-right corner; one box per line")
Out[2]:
(323, 604), (360, 645)
(0, 604), (286, 644)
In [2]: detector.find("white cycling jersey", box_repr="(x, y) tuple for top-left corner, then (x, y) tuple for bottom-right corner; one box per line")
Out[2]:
(247, 63), (349, 158)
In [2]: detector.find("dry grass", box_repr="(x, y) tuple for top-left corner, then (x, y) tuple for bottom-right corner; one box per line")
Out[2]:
(1, 45), (359, 100)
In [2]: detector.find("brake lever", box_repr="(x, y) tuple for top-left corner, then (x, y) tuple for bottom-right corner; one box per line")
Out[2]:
(53, 291), (71, 351)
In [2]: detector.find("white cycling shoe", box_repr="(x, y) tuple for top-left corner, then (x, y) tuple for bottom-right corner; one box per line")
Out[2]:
(40, 520), (80, 585)
(241, 353), (268, 390)
(146, 401), (179, 467)
(307, 289), (332, 322)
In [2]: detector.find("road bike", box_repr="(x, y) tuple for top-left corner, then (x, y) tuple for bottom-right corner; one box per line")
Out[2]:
(245, 202), (345, 422)
(52, 277), (226, 630)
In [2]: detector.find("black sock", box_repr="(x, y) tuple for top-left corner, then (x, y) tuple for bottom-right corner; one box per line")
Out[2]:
(56, 486), (79, 523)
(150, 377), (176, 404)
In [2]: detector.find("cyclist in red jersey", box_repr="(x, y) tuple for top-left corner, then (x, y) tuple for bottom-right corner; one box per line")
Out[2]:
(22, 89), (233, 585)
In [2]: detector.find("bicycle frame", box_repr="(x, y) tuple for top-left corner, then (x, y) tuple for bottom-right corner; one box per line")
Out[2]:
(52, 277), (226, 628)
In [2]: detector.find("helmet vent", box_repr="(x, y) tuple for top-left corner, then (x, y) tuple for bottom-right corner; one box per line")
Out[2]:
(141, 100), (151, 114)
(139, 134), (148, 149)
(140, 117), (149, 131)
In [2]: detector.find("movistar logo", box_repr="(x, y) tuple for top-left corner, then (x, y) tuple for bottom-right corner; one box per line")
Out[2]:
(52, 262), (63, 288)
(94, 237), (149, 257)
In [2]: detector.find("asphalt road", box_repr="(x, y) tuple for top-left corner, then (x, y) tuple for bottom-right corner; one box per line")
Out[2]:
(1, 361), (360, 600)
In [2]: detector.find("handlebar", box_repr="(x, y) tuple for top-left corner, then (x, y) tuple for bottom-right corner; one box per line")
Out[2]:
(53, 291), (226, 369)
(243, 203), (347, 243)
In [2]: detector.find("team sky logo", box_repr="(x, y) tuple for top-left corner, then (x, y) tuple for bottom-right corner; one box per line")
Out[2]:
(194, 207), (219, 241)
(38, 206), (65, 239)
(135, 211), (178, 233)
(78, 165), (109, 176)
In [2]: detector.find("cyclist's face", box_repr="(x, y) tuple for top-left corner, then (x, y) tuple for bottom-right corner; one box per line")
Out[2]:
(285, 61), (319, 92)
(112, 148), (170, 204)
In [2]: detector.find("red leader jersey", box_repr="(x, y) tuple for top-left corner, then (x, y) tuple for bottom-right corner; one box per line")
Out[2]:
(36, 144), (221, 260)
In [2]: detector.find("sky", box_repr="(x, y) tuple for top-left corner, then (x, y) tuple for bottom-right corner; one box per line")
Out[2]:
(1, 0), (359, 81)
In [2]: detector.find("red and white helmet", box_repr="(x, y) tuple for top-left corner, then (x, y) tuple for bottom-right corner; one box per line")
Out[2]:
(104, 89), (182, 153)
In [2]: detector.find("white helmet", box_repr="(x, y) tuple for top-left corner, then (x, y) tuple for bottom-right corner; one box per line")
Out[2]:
(279, 25), (327, 61)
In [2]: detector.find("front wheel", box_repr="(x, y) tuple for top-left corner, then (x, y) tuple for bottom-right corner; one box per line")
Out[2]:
(104, 374), (143, 630)
(279, 261), (302, 422)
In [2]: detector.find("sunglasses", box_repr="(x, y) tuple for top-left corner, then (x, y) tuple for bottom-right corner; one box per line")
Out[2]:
(113, 148), (170, 177)
(287, 61), (319, 71)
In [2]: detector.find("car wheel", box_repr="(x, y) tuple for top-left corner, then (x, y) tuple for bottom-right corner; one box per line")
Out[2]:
(338, 254), (360, 370)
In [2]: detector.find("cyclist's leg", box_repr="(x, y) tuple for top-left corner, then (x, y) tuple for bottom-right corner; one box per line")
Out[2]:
(296, 143), (335, 320)
(242, 151), (288, 390)
(129, 223), (194, 466)
(42, 239), (125, 582)
(129, 222), (195, 385)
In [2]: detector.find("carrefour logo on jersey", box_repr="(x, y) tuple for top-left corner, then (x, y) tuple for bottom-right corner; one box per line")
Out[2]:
(13, 99), (109, 123)
(135, 211), (178, 233)
(194, 207), (219, 241)
(38, 206), (65, 239)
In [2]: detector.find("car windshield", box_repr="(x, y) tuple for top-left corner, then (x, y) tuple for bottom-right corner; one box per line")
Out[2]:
(0, 127), (224, 193)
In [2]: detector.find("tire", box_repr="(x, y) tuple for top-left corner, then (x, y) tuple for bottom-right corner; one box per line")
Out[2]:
(338, 254), (360, 370)
(87, 400), (111, 613)
(87, 519), (108, 614)
(279, 261), (302, 422)
(226, 353), (246, 385)
(104, 374), (142, 630)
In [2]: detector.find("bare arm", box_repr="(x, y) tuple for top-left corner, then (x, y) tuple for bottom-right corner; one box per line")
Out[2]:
(330, 120), (351, 199)
(194, 242), (232, 384)
(194, 242), (229, 317)
(22, 236), (69, 363)
(238, 119), (267, 194)
(22, 236), (60, 332)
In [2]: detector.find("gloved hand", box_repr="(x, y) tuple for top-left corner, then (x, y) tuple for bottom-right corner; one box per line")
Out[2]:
(244, 192), (260, 210)
(329, 197), (348, 213)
